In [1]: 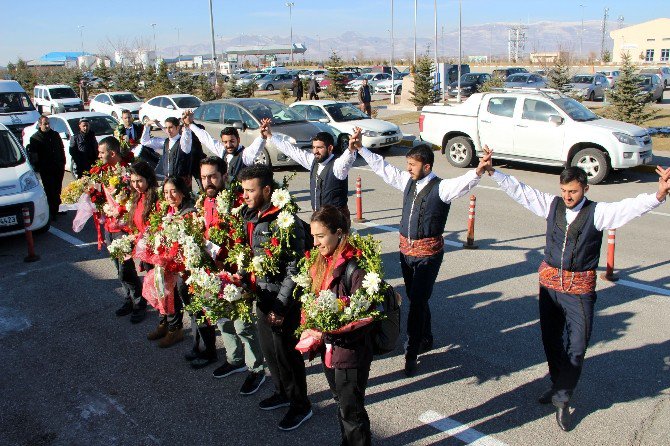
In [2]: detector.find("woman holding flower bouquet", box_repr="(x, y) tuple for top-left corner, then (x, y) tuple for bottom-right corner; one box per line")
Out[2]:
(144, 177), (197, 348)
(301, 205), (374, 446)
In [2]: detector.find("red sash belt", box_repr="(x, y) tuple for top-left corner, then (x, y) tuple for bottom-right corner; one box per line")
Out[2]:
(538, 261), (596, 294)
(399, 234), (444, 257)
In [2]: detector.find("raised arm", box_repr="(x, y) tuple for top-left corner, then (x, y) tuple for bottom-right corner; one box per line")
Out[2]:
(140, 122), (166, 151)
(179, 120), (192, 154)
(331, 128), (360, 180)
(438, 170), (482, 203)
(242, 135), (266, 165)
(188, 123), (224, 157)
(262, 118), (314, 170)
(594, 166), (669, 230)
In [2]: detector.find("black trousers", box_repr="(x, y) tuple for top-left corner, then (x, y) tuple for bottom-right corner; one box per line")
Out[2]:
(40, 169), (64, 218)
(324, 366), (372, 446)
(539, 285), (597, 403)
(400, 251), (444, 358)
(256, 306), (310, 412)
(104, 230), (144, 308)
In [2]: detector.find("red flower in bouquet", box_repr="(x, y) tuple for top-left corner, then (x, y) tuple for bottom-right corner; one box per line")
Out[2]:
(270, 237), (280, 247)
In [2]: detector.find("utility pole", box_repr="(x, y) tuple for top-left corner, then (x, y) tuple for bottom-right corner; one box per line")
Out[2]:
(434, 0), (439, 100)
(391, 0), (395, 105)
(175, 27), (181, 64)
(579, 4), (586, 59)
(286, 2), (295, 65)
(77, 25), (85, 55)
(457, 0), (462, 103)
(208, 0), (218, 90)
(600, 7), (609, 60)
(150, 23), (157, 54)
(413, 0), (417, 66)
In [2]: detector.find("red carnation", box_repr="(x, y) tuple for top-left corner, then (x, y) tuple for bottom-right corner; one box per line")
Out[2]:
(355, 249), (363, 258)
(305, 250), (310, 259)
(270, 237), (279, 247)
(264, 248), (273, 257)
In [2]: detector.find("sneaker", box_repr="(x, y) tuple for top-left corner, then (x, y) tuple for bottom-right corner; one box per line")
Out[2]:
(129, 306), (146, 324)
(212, 362), (247, 379)
(278, 407), (313, 431)
(404, 355), (418, 377)
(115, 301), (133, 317)
(240, 371), (266, 395)
(259, 393), (291, 411)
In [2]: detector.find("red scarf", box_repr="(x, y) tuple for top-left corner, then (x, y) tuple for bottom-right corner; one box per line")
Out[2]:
(314, 244), (356, 291)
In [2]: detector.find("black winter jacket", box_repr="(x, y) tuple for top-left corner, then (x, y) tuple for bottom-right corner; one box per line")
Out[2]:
(69, 131), (98, 176)
(27, 129), (65, 173)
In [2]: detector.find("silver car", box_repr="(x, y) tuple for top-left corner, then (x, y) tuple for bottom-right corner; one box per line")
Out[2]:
(567, 74), (609, 101)
(636, 74), (664, 103)
(192, 98), (334, 167)
(255, 73), (295, 91)
(504, 73), (547, 89)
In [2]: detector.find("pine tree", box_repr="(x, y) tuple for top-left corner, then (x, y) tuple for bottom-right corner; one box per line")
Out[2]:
(93, 63), (112, 90)
(112, 65), (140, 93)
(479, 75), (504, 92)
(279, 86), (291, 104)
(7, 59), (37, 92)
(323, 51), (351, 101)
(225, 77), (249, 98)
(605, 51), (656, 125)
(196, 74), (217, 101)
(547, 55), (572, 93)
(410, 55), (439, 107)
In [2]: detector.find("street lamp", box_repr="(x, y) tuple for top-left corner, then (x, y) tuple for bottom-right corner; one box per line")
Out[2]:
(390, 0), (395, 105)
(286, 2), (295, 65)
(77, 25), (85, 55)
(413, 0), (417, 67)
(208, 0), (218, 90)
(175, 27), (181, 64)
(150, 23), (157, 54)
(579, 4), (586, 59)
(457, 0), (462, 103)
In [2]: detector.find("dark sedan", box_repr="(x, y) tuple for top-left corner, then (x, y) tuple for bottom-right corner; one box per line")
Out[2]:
(447, 73), (491, 98)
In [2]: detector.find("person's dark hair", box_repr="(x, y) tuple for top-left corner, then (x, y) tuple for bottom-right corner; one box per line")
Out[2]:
(165, 116), (180, 127)
(200, 155), (226, 175)
(121, 109), (132, 117)
(163, 176), (191, 200)
(127, 161), (159, 231)
(99, 136), (122, 154)
(560, 166), (588, 187)
(220, 126), (240, 139)
(406, 144), (434, 167)
(38, 115), (49, 124)
(312, 131), (334, 148)
(238, 165), (273, 189)
(310, 205), (348, 235)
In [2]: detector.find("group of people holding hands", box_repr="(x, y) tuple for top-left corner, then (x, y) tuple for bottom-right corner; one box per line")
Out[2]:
(78, 104), (670, 443)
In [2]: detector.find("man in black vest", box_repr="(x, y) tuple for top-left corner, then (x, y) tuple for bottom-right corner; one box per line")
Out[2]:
(140, 116), (192, 184)
(260, 122), (358, 225)
(69, 117), (98, 178)
(182, 110), (266, 187)
(480, 148), (670, 431)
(26, 116), (66, 220)
(352, 135), (489, 376)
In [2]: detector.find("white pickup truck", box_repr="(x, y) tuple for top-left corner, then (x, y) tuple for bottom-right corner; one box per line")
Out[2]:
(419, 89), (654, 184)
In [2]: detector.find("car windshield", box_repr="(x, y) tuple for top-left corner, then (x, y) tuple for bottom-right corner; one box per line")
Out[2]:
(67, 116), (118, 136)
(638, 77), (652, 86)
(111, 93), (140, 103)
(571, 75), (594, 84)
(323, 103), (370, 122)
(49, 87), (78, 99)
(0, 129), (25, 168)
(462, 74), (480, 82)
(0, 92), (36, 112)
(507, 74), (528, 82)
(356, 74), (375, 81)
(552, 98), (599, 122)
(242, 100), (305, 124)
(173, 96), (202, 108)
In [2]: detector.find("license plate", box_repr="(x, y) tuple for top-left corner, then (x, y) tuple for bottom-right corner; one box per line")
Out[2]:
(385, 137), (398, 143)
(0, 215), (18, 226)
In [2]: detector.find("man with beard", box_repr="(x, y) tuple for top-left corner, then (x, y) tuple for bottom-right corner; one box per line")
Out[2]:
(351, 133), (489, 377)
(260, 122), (359, 226)
(98, 136), (146, 323)
(69, 117), (99, 178)
(238, 165), (311, 431)
(26, 116), (66, 221)
(479, 147), (670, 431)
(191, 156), (267, 397)
(182, 110), (266, 188)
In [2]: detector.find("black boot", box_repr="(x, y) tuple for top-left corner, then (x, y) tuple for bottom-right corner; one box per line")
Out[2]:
(191, 326), (218, 369)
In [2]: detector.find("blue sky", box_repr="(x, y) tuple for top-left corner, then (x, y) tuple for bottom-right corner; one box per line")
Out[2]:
(1, 0), (666, 65)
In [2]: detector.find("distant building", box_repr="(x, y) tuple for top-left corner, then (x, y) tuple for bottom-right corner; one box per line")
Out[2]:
(529, 52), (569, 64)
(467, 55), (488, 63)
(114, 49), (156, 68)
(610, 18), (670, 64)
(27, 51), (93, 68)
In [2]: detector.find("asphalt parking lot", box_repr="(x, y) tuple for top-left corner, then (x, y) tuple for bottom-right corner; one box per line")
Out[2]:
(1, 140), (670, 445)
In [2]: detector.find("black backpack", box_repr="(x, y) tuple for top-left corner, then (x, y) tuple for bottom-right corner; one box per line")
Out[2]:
(344, 260), (401, 355)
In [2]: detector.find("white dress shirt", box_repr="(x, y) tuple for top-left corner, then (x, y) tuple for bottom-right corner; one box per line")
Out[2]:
(140, 125), (192, 155)
(268, 134), (357, 179)
(357, 147), (481, 203)
(188, 124), (264, 166)
(491, 170), (664, 230)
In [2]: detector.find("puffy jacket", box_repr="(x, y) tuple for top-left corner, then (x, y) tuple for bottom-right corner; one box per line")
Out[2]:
(241, 203), (305, 316)
(27, 129), (65, 173)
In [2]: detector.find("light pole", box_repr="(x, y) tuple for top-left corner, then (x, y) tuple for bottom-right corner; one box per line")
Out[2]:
(579, 4), (586, 60)
(457, 0), (462, 103)
(150, 23), (157, 54)
(208, 0), (218, 89)
(175, 27), (181, 64)
(390, 0), (395, 105)
(316, 34), (321, 65)
(77, 25), (85, 55)
(413, 0), (417, 67)
(434, 0), (439, 100)
(286, 2), (295, 65)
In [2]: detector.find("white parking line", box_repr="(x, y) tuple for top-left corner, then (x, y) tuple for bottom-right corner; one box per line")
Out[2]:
(419, 410), (509, 446)
(48, 227), (89, 248)
(615, 279), (670, 297)
(357, 221), (463, 248)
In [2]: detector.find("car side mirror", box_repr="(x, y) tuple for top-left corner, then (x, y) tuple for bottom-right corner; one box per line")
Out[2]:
(318, 118), (330, 123)
(59, 131), (70, 140)
(548, 115), (564, 126)
(166, 104), (175, 110)
(232, 121), (245, 131)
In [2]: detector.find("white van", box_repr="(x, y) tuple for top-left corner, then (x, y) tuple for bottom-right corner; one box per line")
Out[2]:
(0, 80), (41, 142)
(0, 123), (49, 236)
(261, 66), (288, 75)
(33, 84), (84, 115)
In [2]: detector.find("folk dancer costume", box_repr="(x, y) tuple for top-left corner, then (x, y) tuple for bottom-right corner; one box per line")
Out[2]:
(357, 147), (482, 373)
(139, 124), (193, 184)
(491, 169), (666, 427)
(187, 124), (265, 188)
(262, 135), (357, 223)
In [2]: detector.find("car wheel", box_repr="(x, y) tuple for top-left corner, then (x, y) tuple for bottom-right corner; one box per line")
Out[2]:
(588, 91), (595, 101)
(254, 148), (272, 167)
(338, 134), (350, 154)
(657, 93), (663, 104)
(89, 108), (95, 113)
(571, 148), (610, 185)
(112, 112), (118, 121)
(267, 84), (274, 91)
(50, 106), (55, 115)
(445, 136), (475, 168)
